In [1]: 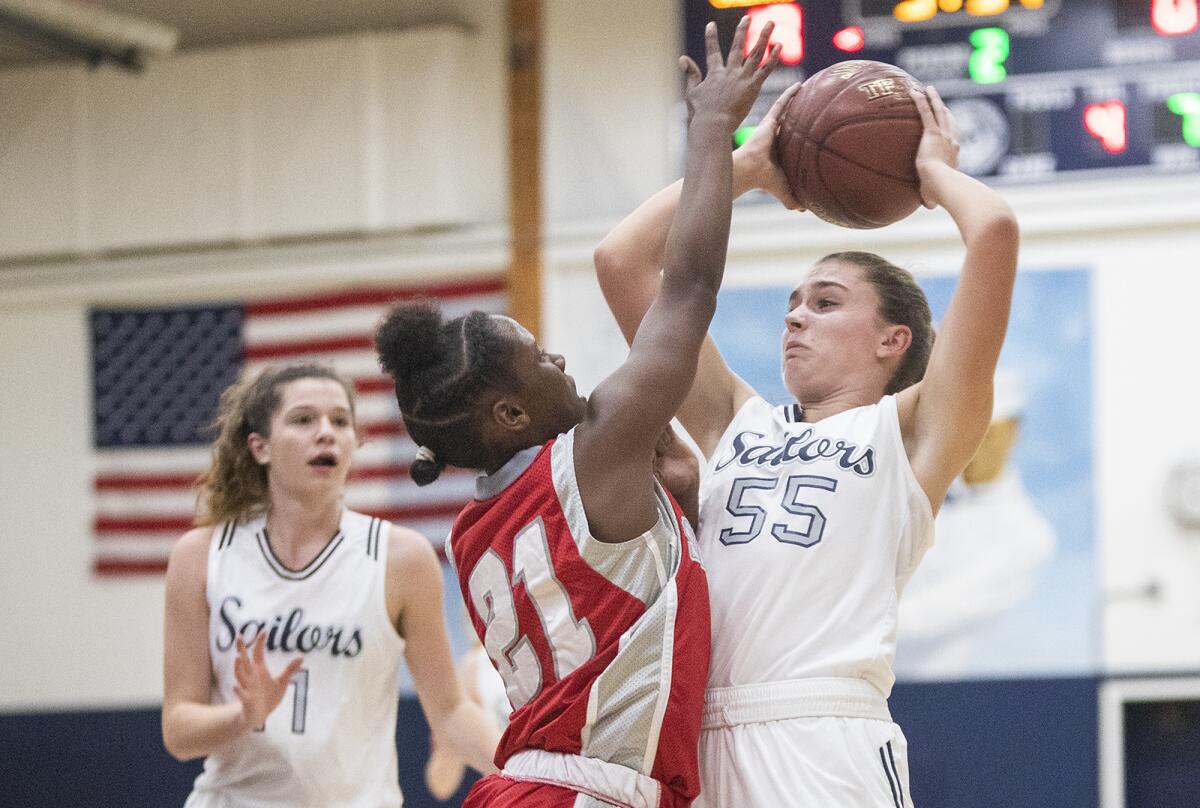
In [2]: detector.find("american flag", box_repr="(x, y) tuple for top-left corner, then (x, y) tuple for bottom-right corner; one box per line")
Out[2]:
(89, 278), (506, 576)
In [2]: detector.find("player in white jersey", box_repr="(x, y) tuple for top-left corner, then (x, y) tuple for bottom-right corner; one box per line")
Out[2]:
(162, 363), (500, 808)
(595, 84), (1019, 806)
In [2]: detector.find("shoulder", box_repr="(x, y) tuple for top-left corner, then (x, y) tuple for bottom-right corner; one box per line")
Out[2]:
(385, 523), (442, 591)
(165, 526), (216, 595)
(386, 523), (439, 567)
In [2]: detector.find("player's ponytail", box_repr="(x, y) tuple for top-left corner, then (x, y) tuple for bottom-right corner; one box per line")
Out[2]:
(196, 364), (355, 525)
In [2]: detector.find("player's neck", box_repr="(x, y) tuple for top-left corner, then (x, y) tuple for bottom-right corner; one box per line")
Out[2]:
(264, 491), (343, 553)
(797, 384), (883, 423)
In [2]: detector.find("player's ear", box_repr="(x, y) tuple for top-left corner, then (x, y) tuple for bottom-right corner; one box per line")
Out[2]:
(247, 432), (270, 465)
(491, 395), (530, 433)
(878, 323), (912, 360)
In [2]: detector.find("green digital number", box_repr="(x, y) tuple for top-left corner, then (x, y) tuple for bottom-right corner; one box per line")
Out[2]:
(969, 27), (1010, 84)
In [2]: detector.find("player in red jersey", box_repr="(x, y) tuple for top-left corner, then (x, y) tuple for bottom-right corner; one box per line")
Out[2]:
(373, 20), (780, 808)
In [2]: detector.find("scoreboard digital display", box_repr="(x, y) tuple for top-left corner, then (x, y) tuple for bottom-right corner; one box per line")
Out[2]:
(684, 0), (1200, 181)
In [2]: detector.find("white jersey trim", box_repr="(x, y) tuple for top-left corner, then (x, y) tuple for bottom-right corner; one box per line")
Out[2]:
(702, 677), (892, 729)
(502, 749), (661, 808)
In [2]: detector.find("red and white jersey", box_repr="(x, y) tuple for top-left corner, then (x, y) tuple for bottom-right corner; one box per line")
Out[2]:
(446, 427), (710, 807)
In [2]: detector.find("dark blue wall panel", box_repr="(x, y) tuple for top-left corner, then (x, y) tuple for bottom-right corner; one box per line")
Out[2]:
(890, 677), (1099, 808)
(0, 681), (1099, 808)
(0, 700), (476, 808)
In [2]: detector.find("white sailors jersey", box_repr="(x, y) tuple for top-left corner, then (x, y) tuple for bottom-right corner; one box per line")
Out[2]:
(185, 510), (406, 808)
(698, 395), (934, 697)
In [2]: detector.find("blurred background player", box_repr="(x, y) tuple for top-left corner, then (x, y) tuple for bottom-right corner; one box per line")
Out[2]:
(594, 82), (1019, 806)
(375, 19), (779, 808)
(162, 363), (499, 808)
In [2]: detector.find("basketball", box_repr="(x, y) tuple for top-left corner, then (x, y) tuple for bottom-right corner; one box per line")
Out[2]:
(775, 60), (926, 229)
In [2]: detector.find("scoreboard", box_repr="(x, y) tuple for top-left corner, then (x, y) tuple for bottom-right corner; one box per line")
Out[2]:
(684, 0), (1200, 181)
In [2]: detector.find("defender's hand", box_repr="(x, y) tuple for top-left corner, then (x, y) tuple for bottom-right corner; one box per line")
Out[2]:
(680, 18), (782, 131)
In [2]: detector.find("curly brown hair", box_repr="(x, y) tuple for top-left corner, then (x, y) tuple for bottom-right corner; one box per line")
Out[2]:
(195, 364), (356, 526)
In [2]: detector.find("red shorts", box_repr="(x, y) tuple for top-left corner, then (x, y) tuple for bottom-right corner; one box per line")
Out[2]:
(463, 774), (589, 807)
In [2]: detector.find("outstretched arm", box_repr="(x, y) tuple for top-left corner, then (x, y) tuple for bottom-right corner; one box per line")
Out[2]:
(593, 82), (802, 457)
(576, 19), (780, 540)
(898, 87), (1020, 511)
(391, 527), (501, 776)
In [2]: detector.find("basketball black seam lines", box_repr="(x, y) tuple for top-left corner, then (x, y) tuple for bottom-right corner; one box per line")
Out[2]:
(805, 117), (923, 184)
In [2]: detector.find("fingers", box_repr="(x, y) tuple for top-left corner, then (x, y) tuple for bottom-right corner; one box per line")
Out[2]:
(760, 41), (782, 75)
(680, 55), (702, 94)
(727, 16), (751, 66)
(252, 632), (266, 666)
(910, 87), (937, 131)
(277, 656), (304, 685)
(704, 21), (722, 70)
(655, 426), (676, 457)
(760, 82), (801, 128)
(743, 20), (774, 69)
(927, 85), (956, 136)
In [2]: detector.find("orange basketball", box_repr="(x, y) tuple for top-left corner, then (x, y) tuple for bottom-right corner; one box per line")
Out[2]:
(775, 60), (926, 229)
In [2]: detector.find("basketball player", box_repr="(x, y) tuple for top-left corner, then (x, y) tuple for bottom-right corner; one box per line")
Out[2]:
(162, 363), (500, 808)
(594, 83), (1019, 807)
(422, 428), (700, 801)
(374, 19), (780, 808)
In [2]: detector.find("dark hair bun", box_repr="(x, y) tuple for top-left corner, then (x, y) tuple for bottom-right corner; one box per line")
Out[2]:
(409, 455), (447, 486)
(375, 301), (445, 383)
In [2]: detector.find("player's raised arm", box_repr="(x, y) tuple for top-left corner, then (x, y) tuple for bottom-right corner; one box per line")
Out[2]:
(593, 80), (801, 457)
(574, 20), (780, 534)
(898, 86), (1020, 509)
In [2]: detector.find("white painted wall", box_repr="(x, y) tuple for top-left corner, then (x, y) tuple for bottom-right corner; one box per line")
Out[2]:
(1, 0), (1198, 712)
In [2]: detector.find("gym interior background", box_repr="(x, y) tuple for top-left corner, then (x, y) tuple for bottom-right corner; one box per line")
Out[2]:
(1, 1), (1198, 806)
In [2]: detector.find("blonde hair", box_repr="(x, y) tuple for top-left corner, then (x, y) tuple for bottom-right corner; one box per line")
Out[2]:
(195, 364), (356, 526)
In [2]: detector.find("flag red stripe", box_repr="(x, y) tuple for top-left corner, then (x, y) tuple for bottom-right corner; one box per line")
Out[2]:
(94, 462), (473, 491)
(360, 421), (405, 438)
(354, 376), (395, 394)
(361, 506), (465, 525)
(95, 546), (447, 572)
(96, 473), (198, 491)
(95, 502), (465, 534)
(96, 516), (194, 532)
(244, 279), (506, 316)
(95, 559), (170, 575)
(245, 335), (374, 360)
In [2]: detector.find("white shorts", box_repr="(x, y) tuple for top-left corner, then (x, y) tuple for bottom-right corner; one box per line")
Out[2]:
(695, 678), (914, 808)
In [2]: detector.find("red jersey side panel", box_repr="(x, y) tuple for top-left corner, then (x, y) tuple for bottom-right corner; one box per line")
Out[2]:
(448, 428), (710, 806)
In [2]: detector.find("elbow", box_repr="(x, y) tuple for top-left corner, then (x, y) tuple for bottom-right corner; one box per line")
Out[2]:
(966, 211), (1020, 266)
(978, 208), (1020, 247)
(161, 714), (198, 762)
(592, 241), (621, 287)
(162, 733), (195, 763)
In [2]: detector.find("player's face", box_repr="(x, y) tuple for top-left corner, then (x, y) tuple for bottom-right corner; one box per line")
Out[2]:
(495, 316), (588, 435)
(252, 377), (357, 496)
(781, 260), (893, 403)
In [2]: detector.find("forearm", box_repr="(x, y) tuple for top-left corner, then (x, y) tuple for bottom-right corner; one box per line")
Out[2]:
(162, 700), (248, 761)
(433, 699), (502, 776)
(922, 164), (1018, 247)
(595, 153), (761, 344)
